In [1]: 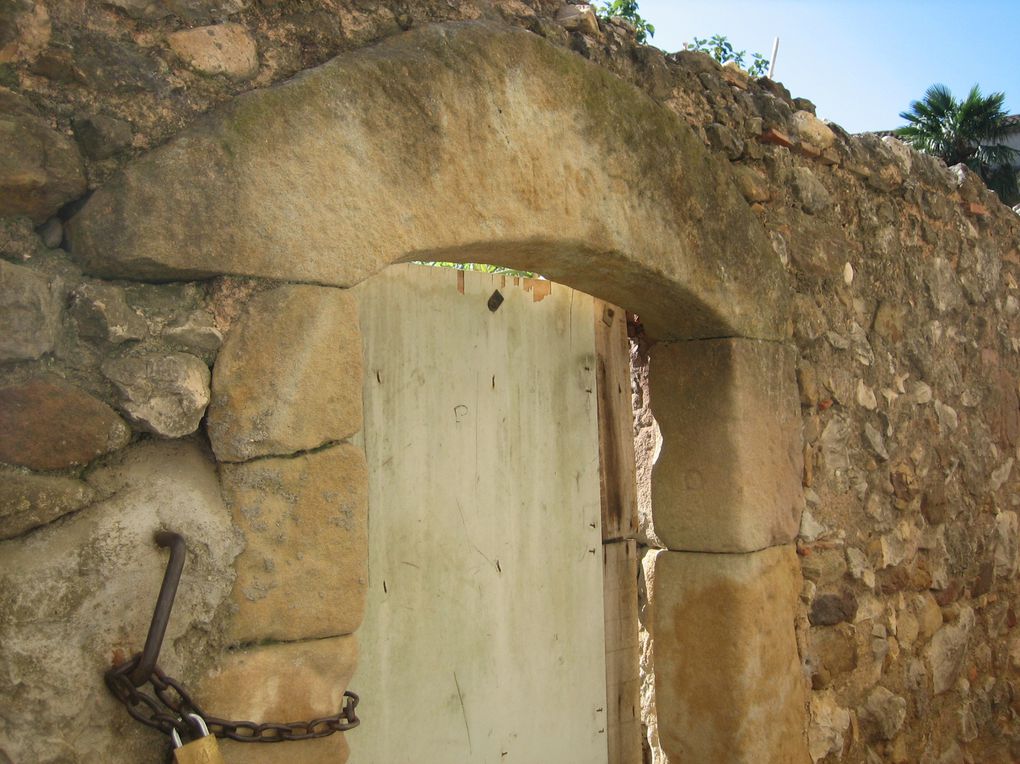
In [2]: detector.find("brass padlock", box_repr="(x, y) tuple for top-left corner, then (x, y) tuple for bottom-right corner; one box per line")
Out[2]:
(171, 714), (225, 764)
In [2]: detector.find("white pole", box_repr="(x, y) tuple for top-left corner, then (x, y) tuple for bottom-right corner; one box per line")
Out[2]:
(768, 37), (780, 79)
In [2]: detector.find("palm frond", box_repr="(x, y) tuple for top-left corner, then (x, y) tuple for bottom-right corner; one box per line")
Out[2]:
(973, 142), (1020, 167)
(897, 83), (1018, 198)
(982, 164), (1020, 205)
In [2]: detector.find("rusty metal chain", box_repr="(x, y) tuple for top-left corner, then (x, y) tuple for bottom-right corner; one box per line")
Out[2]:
(105, 530), (360, 744)
(106, 653), (360, 743)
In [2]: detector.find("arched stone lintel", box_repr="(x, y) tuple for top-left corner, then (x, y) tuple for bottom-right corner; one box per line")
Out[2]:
(400, 239), (740, 340)
(68, 20), (790, 342)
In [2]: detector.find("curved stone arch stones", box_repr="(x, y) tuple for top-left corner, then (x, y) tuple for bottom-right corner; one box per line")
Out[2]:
(68, 20), (786, 342)
(69, 20), (808, 763)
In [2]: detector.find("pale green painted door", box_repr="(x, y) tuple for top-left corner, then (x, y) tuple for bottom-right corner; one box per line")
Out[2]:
(350, 265), (608, 764)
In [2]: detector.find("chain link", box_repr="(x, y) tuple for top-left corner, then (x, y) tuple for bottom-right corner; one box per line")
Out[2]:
(106, 653), (359, 743)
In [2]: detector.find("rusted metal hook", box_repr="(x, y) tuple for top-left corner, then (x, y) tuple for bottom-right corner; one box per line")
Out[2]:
(127, 530), (186, 686)
(106, 528), (362, 740)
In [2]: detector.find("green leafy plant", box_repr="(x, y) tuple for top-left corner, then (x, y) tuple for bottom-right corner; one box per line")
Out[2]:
(413, 261), (537, 278)
(597, 1), (655, 44)
(897, 84), (1019, 204)
(688, 35), (769, 78)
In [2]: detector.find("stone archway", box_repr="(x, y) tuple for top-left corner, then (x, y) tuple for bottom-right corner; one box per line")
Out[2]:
(69, 20), (809, 763)
(69, 21), (786, 342)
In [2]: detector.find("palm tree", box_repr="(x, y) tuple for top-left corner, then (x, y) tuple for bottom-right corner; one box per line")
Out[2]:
(897, 84), (1019, 203)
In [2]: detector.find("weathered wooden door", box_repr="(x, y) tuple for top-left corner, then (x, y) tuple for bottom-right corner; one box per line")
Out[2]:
(349, 264), (634, 763)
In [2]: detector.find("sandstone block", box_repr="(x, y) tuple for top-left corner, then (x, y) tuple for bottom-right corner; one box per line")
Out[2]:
(808, 690), (851, 762)
(0, 90), (85, 222)
(103, 352), (210, 437)
(220, 443), (368, 643)
(208, 284), (362, 461)
(809, 591), (858, 626)
(554, 4), (600, 36)
(995, 510), (1019, 577)
(926, 606), (974, 694)
(927, 257), (965, 313)
(721, 60), (750, 89)
(0, 1), (51, 64)
(196, 636), (357, 764)
(791, 110), (835, 150)
(645, 546), (810, 763)
(66, 22), (790, 342)
(881, 135), (917, 177)
(914, 592), (944, 641)
(896, 607), (919, 648)
(0, 377), (132, 470)
(0, 258), (62, 362)
(649, 338), (803, 552)
(0, 466), (95, 539)
(70, 281), (148, 344)
(169, 23), (258, 80)
(859, 686), (906, 741)
(0, 440), (240, 763)
(872, 300), (908, 343)
(785, 212), (847, 279)
(732, 164), (770, 203)
(672, 49), (722, 77)
(706, 122), (743, 160)
(867, 162), (904, 193)
(74, 35), (170, 95)
(808, 91), (833, 118)
(792, 166), (831, 214)
(809, 624), (858, 684)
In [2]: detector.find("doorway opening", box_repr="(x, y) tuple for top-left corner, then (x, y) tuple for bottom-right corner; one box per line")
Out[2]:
(348, 264), (642, 763)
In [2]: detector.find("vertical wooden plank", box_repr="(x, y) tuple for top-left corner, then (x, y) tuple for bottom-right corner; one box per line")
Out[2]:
(604, 539), (642, 764)
(594, 299), (639, 541)
(596, 298), (642, 763)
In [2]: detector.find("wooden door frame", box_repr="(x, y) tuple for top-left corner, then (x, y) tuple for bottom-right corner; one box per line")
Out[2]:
(594, 299), (642, 764)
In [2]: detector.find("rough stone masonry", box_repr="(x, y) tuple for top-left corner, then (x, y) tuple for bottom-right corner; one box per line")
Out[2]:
(1, 1), (1020, 763)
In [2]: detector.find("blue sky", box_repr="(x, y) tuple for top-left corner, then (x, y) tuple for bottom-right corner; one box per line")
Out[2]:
(635, 1), (1020, 133)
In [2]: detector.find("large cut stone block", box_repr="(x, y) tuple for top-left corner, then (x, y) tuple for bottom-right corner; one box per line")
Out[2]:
(66, 21), (791, 341)
(196, 636), (357, 764)
(645, 546), (810, 763)
(649, 338), (803, 552)
(207, 284), (362, 461)
(220, 443), (368, 643)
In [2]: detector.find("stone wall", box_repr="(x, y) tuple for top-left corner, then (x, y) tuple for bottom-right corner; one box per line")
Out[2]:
(1, 1), (1020, 763)
(629, 43), (1020, 764)
(0, 235), (364, 762)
